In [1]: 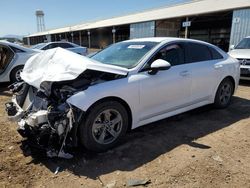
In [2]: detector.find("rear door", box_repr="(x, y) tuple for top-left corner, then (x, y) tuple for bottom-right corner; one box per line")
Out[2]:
(185, 42), (222, 103)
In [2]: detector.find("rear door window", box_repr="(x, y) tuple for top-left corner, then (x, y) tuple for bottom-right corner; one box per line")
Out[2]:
(186, 42), (212, 63)
(57, 43), (74, 49)
(43, 43), (58, 50)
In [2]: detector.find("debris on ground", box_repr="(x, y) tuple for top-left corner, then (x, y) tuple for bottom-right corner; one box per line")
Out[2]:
(104, 180), (116, 188)
(126, 179), (151, 187)
(54, 167), (60, 175)
(212, 155), (223, 162)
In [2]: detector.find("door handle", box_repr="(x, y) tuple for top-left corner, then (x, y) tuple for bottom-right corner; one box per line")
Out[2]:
(214, 64), (223, 69)
(180, 70), (189, 77)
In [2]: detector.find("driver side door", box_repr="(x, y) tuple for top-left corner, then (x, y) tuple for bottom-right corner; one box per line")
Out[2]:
(138, 42), (192, 124)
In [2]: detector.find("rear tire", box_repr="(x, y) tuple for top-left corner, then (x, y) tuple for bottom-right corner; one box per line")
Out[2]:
(79, 101), (129, 152)
(10, 66), (23, 83)
(214, 78), (234, 109)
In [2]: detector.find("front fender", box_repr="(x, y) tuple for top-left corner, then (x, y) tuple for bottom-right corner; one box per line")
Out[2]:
(66, 76), (139, 113)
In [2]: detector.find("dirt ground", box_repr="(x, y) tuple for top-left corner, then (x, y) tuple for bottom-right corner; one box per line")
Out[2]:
(0, 81), (249, 188)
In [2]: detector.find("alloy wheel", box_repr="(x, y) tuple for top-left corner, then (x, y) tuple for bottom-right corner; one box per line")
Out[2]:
(92, 109), (123, 145)
(219, 83), (232, 105)
(15, 69), (22, 82)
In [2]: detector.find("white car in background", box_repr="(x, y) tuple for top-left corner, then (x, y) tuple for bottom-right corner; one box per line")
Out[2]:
(6, 37), (239, 158)
(228, 36), (250, 80)
(0, 41), (39, 83)
(32, 41), (88, 56)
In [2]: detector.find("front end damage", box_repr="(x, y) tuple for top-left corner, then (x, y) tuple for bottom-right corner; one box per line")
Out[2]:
(5, 82), (84, 159)
(5, 48), (128, 158)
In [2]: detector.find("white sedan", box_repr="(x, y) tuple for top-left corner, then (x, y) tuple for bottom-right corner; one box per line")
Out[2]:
(0, 41), (39, 83)
(31, 41), (88, 56)
(6, 37), (240, 157)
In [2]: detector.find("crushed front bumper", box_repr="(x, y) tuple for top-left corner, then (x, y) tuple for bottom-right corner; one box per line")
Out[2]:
(5, 96), (76, 159)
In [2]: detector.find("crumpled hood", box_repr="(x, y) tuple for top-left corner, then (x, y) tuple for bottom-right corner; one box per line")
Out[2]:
(228, 49), (250, 59)
(21, 47), (128, 89)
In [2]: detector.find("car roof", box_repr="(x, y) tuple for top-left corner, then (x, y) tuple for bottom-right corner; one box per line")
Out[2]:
(125, 37), (173, 43)
(124, 37), (214, 45)
(36, 41), (78, 47)
(46, 41), (74, 44)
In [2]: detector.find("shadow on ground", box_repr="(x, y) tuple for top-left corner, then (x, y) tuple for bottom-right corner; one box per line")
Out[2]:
(23, 95), (250, 179)
(239, 80), (250, 87)
(1, 82), (250, 180)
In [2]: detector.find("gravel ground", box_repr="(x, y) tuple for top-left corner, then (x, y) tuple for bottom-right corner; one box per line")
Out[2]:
(0, 81), (249, 188)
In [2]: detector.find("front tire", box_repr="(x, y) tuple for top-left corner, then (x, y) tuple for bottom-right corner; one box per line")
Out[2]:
(79, 101), (129, 152)
(214, 78), (234, 109)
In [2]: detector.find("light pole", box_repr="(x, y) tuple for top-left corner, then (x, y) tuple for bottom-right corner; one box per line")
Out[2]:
(88, 31), (91, 48)
(79, 31), (82, 46)
(71, 32), (74, 43)
(112, 27), (116, 44)
(185, 17), (189, 39)
(65, 33), (67, 41)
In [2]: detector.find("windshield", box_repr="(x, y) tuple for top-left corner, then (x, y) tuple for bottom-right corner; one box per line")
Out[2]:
(31, 43), (47, 49)
(91, 41), (158, 68)
(235, 38), (250, 49)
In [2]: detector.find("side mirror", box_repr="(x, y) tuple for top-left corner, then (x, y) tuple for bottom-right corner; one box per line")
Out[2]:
(229, 45), (235, 51)
(148, 59), (171, 75)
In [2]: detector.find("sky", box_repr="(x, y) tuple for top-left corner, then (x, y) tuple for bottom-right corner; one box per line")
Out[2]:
(0, 0), (189, 37)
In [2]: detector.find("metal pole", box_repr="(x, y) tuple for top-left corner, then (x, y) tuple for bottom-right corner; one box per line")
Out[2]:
(79, 31), (82, 46)
(185, 17), (189, 39)
(27, 37), (30, 46)
(37, 17), (39, 32)
(88, 31), (91, 49)
(112, 27), (116, 44)
(71, 32), (74, 43)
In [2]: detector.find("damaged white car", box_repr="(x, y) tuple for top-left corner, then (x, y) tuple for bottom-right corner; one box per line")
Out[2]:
(6, 38), (240, 158)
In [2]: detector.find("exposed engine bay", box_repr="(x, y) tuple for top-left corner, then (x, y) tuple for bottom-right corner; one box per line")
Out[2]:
(5, 70), (125, 159)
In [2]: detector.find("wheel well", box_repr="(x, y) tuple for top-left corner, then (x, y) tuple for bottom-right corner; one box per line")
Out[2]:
(223, 76), (236, 93)
(85, 97), (133, 131)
